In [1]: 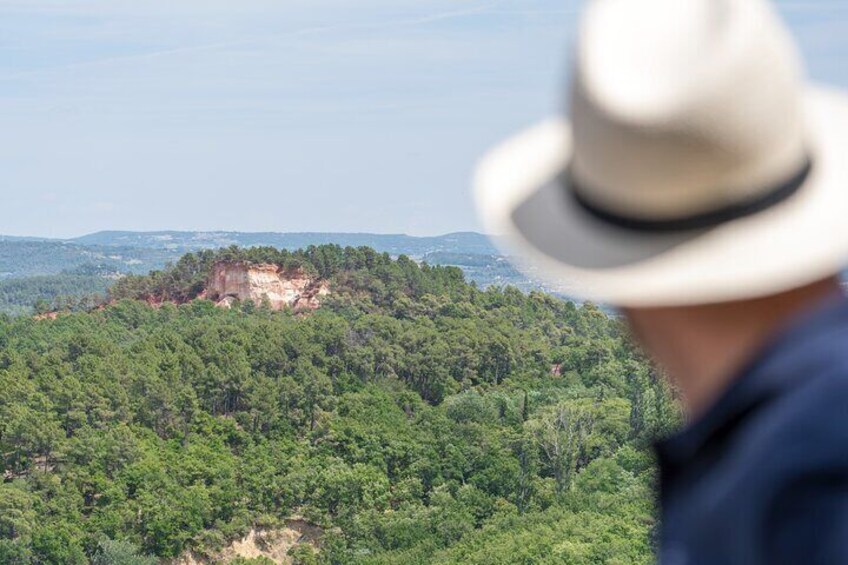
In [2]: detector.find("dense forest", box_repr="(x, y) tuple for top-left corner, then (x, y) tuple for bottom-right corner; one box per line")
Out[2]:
(0, 245), (678, 563)
(0, 273), (112, 317)
(0, 241), (174, 279)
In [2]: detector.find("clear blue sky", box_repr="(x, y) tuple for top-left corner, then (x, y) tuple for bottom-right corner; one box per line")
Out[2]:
(1, 0), (846, 239)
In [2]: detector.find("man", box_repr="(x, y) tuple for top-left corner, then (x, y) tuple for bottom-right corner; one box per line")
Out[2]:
(474, 0), (848, 562)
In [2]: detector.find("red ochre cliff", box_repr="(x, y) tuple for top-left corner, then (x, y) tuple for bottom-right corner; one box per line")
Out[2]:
(203, 261), (329, 311)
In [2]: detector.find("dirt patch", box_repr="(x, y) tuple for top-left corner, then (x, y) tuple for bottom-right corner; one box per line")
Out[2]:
(33, 311), (60, 321)
(173, 519), (321, 564)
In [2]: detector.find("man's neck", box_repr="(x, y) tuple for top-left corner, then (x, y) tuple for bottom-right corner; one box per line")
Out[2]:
(623, 278), (843, 420)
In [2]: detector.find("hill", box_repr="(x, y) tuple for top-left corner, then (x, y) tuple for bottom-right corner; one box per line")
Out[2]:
(0, 245), (676, 563)
(0, 232), (546, 316)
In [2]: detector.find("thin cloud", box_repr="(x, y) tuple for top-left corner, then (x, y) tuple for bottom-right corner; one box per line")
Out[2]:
(293, 1), (502, 36)
(0, 1), (503, 82)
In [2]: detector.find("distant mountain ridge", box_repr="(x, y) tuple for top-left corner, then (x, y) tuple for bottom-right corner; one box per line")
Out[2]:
(0, 235), (53, 242)
(1, 230), (500, 277)
(68, 230), (499, 256)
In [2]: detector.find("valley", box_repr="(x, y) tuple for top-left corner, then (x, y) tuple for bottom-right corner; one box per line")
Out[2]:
(0, 244), (675, 563)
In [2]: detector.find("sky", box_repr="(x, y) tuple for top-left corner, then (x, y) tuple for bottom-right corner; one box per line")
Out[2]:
(0, 0), (846, 239)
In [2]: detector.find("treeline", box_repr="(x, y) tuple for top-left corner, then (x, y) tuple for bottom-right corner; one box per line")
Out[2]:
(0, 246), (678, 563)
(0, 274), (111, 316)
(109, 245), (468, 307)
(0, 241), (172, 278)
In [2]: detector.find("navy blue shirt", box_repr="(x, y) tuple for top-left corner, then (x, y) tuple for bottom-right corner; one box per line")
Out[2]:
(656, 295), (848, 565)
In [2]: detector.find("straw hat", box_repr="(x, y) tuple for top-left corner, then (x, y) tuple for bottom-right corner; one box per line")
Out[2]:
(474, 0), (848, 306)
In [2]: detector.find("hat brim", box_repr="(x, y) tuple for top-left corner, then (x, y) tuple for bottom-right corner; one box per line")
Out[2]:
(474, 87), (848, 307)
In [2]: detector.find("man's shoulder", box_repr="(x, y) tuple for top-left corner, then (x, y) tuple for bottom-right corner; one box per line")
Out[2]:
(758, 365), (848, 564)
(750, 307), (848, 447)
(678, 349), (848, 563)
(745, 358), (848, 469)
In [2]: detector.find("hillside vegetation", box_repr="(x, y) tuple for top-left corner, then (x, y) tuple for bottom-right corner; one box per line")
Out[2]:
(0, 241), (173, 278)
(0, 274), (112, 317)
(0, 234), (539, 315)
(0, 245), (677, 563)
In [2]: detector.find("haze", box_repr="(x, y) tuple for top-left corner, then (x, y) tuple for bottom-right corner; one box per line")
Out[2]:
(1, 0), (846, 239)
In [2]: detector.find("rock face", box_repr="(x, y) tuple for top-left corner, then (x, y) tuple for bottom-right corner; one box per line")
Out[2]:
(206, 261), (329, 311)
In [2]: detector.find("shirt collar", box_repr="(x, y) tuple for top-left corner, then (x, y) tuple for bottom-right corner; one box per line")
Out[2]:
(655, 291), (848, 469)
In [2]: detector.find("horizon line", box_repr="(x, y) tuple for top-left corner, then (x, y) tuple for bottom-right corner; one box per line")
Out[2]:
(0, 228), (497, 242)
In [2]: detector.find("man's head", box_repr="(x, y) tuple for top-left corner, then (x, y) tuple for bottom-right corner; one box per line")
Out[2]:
(474, 0), (848, 309)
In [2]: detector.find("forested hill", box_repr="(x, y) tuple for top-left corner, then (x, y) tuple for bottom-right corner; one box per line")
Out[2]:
(0, 246), (678, 563)
(0, 233), (542, 315)
(108, 244), (469, 308)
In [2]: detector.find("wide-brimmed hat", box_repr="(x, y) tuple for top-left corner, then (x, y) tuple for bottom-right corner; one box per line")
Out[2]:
(474, 0), (848, 307)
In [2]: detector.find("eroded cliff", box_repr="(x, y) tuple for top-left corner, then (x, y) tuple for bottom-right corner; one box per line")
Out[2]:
(205, 261), (329, 310)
